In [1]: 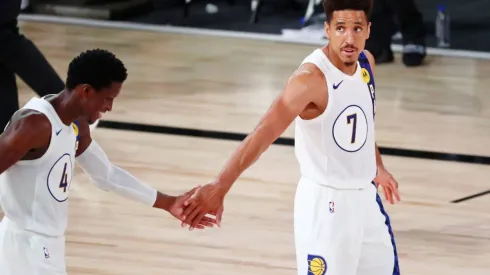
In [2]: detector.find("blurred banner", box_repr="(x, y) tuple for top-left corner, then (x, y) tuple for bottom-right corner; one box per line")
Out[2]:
(31, 0), (152, 19)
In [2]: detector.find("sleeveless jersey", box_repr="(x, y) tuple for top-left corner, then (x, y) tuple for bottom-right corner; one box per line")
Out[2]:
(0, 96), (80, 237)
(294, 49), (377, 190)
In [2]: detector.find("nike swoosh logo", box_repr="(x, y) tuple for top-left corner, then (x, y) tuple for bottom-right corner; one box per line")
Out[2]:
(56, 129), (62, 135)
(333, 80), (343, 89)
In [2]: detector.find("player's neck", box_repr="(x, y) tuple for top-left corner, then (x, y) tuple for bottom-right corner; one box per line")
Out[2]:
(324, 45), (358, 76)
(48, 90), (83, 126)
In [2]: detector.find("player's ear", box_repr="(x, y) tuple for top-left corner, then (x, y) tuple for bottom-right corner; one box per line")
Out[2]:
(79, 84), (96, 98)
(366, 21), (371, 39)
(82, 84), (94, 94)
(72, 84), (85, 98)
(324, 21), (330, 40)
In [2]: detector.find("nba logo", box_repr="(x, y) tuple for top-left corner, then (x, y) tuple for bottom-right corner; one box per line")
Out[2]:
(329, 201), (334, 213)
(43, 246), (50, 259)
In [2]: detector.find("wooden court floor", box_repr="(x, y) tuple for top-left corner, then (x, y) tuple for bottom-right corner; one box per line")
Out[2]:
(1, 20), (489, 274)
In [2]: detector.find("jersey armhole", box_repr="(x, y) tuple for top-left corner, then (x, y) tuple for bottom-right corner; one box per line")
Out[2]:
(296, 62), (334, 125)
(15, 113), (56, 167)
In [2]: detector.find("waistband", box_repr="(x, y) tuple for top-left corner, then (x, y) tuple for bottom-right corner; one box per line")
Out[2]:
(299, 175), (373, 190)
(1, 216), (63, 239)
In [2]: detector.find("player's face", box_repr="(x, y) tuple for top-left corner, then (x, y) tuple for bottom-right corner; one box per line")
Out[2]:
(324, 10), (370, 66)
(79, 82), (122, 124)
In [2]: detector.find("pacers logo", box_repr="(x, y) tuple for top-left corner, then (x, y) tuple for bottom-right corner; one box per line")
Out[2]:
(307, 254), (327, 275)
(361, 68), (370, 83)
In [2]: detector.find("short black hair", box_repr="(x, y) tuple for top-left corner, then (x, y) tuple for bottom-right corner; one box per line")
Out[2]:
(66, 49), (128, 90)
(323, 0), (373, 23)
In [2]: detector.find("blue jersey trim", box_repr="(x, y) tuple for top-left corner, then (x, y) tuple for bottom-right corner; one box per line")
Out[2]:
(358, 52), (376, 120)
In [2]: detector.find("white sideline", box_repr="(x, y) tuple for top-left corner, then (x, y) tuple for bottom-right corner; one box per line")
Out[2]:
(18, 13), (490, 60)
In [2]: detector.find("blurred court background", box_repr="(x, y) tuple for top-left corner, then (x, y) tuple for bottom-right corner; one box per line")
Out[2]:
(1, 0), (489, 274)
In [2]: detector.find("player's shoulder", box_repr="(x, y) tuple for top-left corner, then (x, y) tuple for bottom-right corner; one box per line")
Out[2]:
(1, 109), (52, 148)
(281, 63), (327, 106)
(290, 62), (327, 88)
(8, 109), (52, 133)
(361, 50), (376, 71)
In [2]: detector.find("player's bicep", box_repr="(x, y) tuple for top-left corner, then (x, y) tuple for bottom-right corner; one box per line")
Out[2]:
(259, 65), (325, 136)
(0, 112), (51, 173)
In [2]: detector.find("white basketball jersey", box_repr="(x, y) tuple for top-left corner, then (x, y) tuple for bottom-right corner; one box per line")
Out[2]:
(294, 49), (377, 189)
(0, 96), (80, 237)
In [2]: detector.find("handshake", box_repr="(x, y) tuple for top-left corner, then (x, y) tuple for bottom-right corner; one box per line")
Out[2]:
(156, 182), (227, 230)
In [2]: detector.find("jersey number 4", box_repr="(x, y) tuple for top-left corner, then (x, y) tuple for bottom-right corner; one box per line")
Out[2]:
(347, 113), (357, 144)
(59, 163), (69, 193)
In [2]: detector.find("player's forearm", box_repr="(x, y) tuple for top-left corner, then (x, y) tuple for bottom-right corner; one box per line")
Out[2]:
(95, 165), (158, 206)
(152, 191), (176, 211)
(216, 124), (275, 192)
(76, 140), (157, 206)
(375, 143), (385, 170)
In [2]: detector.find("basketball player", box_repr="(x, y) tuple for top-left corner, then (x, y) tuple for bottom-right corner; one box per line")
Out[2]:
(180, 0), (401, 274)
(0, 49), (215, 275)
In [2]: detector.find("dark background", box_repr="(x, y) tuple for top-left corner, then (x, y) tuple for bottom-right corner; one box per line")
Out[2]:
(24, 0), (490, 52)
(123, 0), (490, 52)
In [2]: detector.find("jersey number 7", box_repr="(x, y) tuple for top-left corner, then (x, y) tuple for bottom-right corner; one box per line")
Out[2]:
(347, 113), (357, 144)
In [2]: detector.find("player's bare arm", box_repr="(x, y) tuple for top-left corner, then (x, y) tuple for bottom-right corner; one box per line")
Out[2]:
(74, 117), (216, 229)
(214, 63), (327, 190)
(364, 49), (400, 204)
(0, 110), (52, 175)
(181, 63), (328, 229)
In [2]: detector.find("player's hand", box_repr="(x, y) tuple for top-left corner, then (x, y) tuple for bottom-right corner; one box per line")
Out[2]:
(374, 167), (400, 204)
(168, 186), (217, 230)
(181, 182), (226, 230)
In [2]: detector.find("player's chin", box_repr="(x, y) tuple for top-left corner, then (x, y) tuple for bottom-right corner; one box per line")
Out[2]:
(87, 113), (100, 124)
(342, 59), (357, 67)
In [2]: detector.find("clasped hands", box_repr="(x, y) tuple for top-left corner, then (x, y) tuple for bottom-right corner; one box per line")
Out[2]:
(170, 183), (226, 230)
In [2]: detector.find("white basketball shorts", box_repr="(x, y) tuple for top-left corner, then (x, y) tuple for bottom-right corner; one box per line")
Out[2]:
(0, 217), (67, 275)
(293, 177), (400, 275)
